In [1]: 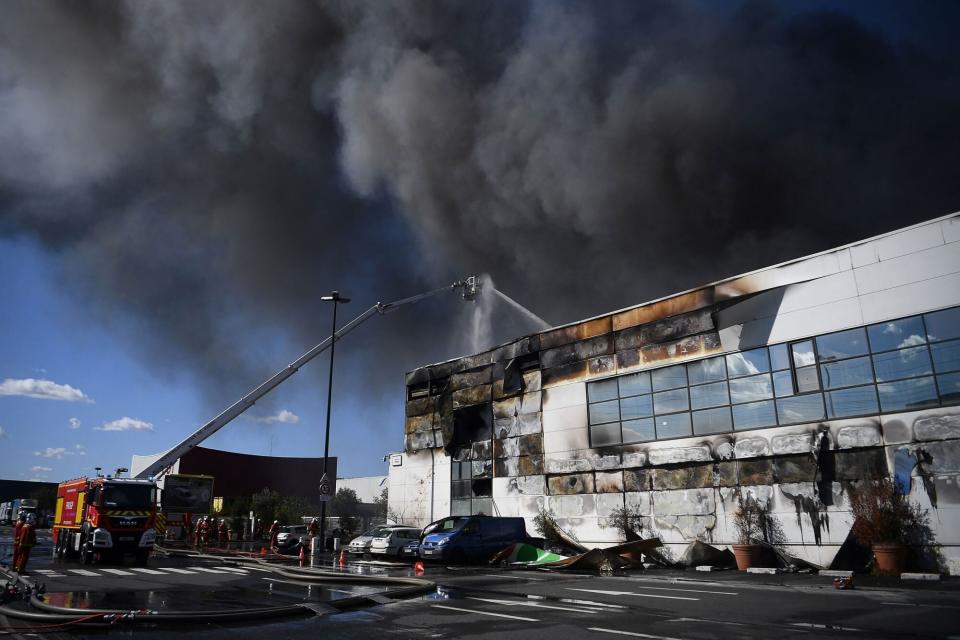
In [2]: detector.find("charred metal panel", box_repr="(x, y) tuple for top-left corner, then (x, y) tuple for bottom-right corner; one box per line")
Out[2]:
(914, 414), (960, 441)
(715, 461), (738, 486)
(541, 361), (589, 388)
(648, 446), (712, 465)
(616, 348), (642, 371)
(917, 441), (960, 474)
(495, 456), (520, 477)
(493, 397), (519, 420)
(623, 468), (652, 492)
(773, 455), (818, 483)
(836, 424), (881, 449)
(404, 430), (434, 451)
(452, 384), (492, 409)
(639, 309), (715, 345)
(650, 464), (713, 490)
(612, 289), (716, 331)
(587, 355), (617, 377)
(493, 417), (518, 439)
(405, 413), (436, 435)
(518, 433), (543, 456)
(490, 336), (540, 363)
(595, 470), (624, 493)
(449, 367), (493, 392)
(539, 317), (612, 350)
(834, 449), (887, 481)
(739, 459), (774, 485)
(494, 437), (520, 459)
(470, 439), (492, 461)
(518, 455), (543, 476)
(640, 333), (721, 366)
(650, 488), (715, 515)
(540, 335), (613, 370)
(405, 396), (438, 417)
(548, 472), (595, 495)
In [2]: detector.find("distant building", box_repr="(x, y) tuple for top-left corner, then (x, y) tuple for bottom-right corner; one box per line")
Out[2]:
(131, 446), (336, 501)
(337, 475), (387, 504)
(390, 212), (960, 571)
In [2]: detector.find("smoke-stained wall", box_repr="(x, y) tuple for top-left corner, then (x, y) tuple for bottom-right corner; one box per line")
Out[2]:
(393, 214), (960, 571)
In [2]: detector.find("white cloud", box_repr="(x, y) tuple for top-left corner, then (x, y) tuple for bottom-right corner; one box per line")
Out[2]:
(898, 334), (926, 349)
(31, 465), (53, 472)
(96, 416), (154, 432)
(0, 378), (91, 402)
(27, 477), (47, 482)
(0, 425), (7, 439)
(75, 444), (87, 456)
(250, 409), (299, 424)
(68, 417), (81, 430)
(34, 447), (70, 459)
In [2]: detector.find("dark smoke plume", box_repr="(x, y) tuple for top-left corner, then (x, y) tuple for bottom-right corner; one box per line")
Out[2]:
(2, 0), (959, 402)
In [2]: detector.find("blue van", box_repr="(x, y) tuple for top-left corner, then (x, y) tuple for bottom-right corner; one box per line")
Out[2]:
(419, 516), (527, 564)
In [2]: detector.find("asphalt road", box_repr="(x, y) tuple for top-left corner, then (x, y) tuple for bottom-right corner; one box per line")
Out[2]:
(2, 527), (959, 640)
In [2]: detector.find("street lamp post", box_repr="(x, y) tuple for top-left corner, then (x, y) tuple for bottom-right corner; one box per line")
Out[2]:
(319, 290), (349, 552)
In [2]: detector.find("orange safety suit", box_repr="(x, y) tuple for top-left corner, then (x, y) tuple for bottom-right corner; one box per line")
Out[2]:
(15, 522), (36, 573)
(218, 522), (229, 548)
(12, 519), (24, 570)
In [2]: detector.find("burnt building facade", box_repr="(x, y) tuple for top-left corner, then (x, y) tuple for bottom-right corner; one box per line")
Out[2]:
(389, 212), (960, 571)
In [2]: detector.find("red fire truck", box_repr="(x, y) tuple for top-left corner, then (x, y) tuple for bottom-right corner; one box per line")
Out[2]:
(53, 475), (158, 565)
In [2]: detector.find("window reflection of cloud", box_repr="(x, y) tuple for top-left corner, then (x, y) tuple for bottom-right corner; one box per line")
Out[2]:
(794, 351), (816, 366)
(882, 323), (902, 336)
(897, 334), (925, 349)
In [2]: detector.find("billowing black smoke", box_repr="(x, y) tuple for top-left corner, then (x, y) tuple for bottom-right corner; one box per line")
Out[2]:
(2, 0), (959, 400)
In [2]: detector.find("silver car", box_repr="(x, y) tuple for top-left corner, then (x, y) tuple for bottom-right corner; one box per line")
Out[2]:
(369, 527), (421, 558)
(348, 526), (387, 555)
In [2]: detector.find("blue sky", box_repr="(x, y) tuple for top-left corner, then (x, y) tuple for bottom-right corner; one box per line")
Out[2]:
(0, 235), (410, 482)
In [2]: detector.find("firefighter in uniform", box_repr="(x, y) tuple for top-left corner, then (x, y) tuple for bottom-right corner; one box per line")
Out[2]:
(269, 520), (280, 550)
(218, 519), (229, 548)
(307, 517), (319, 538)
(11, 512), (25, 571)
(15, 513), (37, 574)
(193, 517), (203, 547)
(254, 518), (264, 541)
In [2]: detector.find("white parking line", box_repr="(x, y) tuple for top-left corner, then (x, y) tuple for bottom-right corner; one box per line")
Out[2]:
(431, 604), (539, 622)
(214, 566), (249, 573)
(191, 567), (230, 574)
(34, 569), (68, 577)
(588, 628), (684, 640)
(568, 588), (698, 602)
(99, 568), (135, 576)
(67, 569), (99, 576)
(469, 597), (599, 614)
(130, 567), (167, 575)
(157, 567), (197, 574)
(626, 585), (737, 596)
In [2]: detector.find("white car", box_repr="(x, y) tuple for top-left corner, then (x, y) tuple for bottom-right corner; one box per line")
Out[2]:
(348, 526), (386, 555)
(369, 527), (421, 557)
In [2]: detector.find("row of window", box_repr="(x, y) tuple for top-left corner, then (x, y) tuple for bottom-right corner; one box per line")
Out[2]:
(587, 307), (960, 446)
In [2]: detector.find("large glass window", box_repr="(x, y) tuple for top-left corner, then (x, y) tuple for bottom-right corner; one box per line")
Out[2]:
(925, 308), (960, 343)
(733, 400), (778, 430)
(652, 364), (687, 391)
(820, 356), (874, 389)
(816, 328), (869, 362)
(655, 412), (691, 438)
(825, 385), (879, 419)
(726, 348), (770, 378)
(873, 347), (933, 381)
(690, 381), (729, 409)
(584, 305), (960, 445)
(877, 377), (938, 412)
(729, 374), (773, 404)
(868, 316), (926, 352)
(653, 388), (689, 414)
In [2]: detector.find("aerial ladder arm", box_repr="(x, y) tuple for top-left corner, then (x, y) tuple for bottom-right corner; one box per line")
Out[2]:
(134, 277), (481, 480)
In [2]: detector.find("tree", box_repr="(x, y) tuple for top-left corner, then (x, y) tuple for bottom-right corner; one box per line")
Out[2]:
(329, 488), (361, 536)
(373, 487), (388, 521)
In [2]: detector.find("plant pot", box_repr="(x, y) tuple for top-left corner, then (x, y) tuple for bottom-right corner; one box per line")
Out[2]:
(732, 544), (762, 571)
(873, 543), (906, 575)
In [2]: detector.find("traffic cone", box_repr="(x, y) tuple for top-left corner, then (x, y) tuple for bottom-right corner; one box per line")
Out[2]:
(414, 560), (425, 576)
(299, 544), (306, 567)
(338, 549), (346, 567)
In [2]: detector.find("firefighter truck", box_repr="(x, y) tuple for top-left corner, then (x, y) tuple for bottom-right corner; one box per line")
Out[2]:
(53, 475), (158, 565)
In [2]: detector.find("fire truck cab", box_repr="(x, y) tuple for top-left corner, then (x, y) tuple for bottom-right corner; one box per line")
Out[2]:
(53, 476), (158, 565)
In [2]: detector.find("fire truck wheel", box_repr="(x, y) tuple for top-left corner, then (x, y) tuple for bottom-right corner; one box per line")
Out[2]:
(80, 538), (94, 565)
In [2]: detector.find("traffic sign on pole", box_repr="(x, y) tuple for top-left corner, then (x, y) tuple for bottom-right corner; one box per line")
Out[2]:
(318, 473), (333, 502)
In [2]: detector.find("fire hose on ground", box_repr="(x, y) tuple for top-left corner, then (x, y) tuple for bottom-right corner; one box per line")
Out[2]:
(0, 547), (436, 628)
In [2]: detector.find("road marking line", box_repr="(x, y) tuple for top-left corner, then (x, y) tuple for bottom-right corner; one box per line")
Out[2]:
(214, 566), (249, 573)
(667, 617), (745, 626)
(190, 567), (230, 574)
(791, 623), (862, 632)
(560, 598), (627, 610)
(67, 569), (99, 576)
(242, 565), (273, 572)
(881, 601), (960, 610)
(99, 568), (135, 576)
(130, 567), (166, 575)
(568, 588), (698, 602)
(469, 597), (598, 614)
(34, 570), (68, 577)
(157, 567), (196, 574)
(431, 604), (539, 622)
(626, 585), (736, 596)
(588, 628), (684, 640)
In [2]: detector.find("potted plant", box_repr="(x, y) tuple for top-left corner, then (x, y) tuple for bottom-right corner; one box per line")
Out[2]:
(849, 478), (929, 575)
(731, 500), (764, 571)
